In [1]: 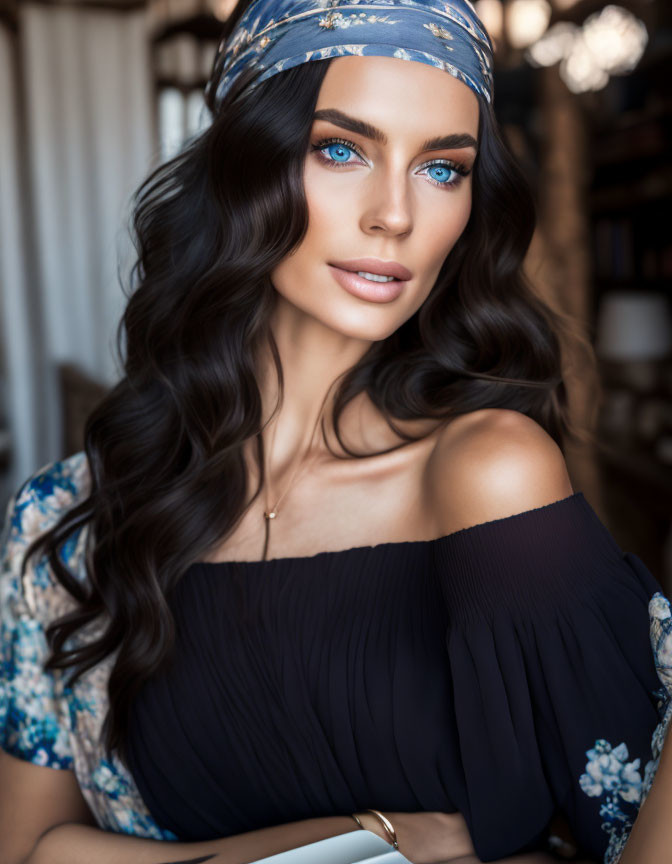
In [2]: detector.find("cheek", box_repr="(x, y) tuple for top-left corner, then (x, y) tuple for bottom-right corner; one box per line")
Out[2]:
(303, 163), (345, 234)
(424, 185), (472, 269)
(271, 167), (331, 287)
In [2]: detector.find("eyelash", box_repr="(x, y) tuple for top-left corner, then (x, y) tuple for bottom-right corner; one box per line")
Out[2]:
(310, 136), (471, 190)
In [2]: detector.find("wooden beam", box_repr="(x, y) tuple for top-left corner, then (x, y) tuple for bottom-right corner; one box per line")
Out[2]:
(0, 0), (16, 30)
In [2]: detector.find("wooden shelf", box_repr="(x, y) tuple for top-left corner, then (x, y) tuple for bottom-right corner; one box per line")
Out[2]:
(596, 439), (672, 502)
(590, 171), (672, 212)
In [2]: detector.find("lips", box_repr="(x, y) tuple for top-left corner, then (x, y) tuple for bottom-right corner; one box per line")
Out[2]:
(329, 258), (412, 281)
(328, 264), (405, 303)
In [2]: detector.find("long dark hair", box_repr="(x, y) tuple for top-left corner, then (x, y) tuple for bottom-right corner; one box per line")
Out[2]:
(20, 0), (599, 770)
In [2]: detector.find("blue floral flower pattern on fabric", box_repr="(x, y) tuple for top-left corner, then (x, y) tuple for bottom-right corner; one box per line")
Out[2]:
(579, 591), (672, 863)
(0, 452), (178, 840)
(208, 0), (495, 109)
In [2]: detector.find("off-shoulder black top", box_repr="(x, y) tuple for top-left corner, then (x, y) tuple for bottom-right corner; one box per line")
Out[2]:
(126, 491), (670, 864)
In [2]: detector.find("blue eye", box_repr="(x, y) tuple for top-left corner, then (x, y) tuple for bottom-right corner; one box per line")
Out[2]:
(310, 136), (471, 190)
(327, 142), (354, 163)
(314, 139), (361, 165)
(425, 162), (469, 186)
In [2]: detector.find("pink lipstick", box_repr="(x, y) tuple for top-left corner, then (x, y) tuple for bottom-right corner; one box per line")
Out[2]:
(327, 265), (407, 303)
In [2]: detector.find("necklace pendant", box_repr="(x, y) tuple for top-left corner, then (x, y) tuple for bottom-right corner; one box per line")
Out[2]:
(264, 510), (277, 520)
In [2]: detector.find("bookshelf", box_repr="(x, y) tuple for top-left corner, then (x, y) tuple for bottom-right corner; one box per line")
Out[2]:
(586, 47), (672, 590)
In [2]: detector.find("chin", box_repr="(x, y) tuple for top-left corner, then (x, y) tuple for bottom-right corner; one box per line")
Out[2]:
(320, 308), (407, 343)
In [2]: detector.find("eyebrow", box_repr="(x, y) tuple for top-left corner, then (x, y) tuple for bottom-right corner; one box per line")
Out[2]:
(312, 108), (478, 153)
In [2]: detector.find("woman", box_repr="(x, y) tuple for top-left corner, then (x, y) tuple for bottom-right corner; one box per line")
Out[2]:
(0, 1), (669, 863)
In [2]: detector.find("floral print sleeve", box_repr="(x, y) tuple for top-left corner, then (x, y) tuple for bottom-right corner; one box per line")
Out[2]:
(0, 468), (77, 768)
(578, 589), (672, 863)
(0, 452), (178, 841)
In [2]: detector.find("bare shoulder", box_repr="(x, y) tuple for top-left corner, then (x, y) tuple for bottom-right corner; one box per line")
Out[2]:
(426, 408), (575, 536)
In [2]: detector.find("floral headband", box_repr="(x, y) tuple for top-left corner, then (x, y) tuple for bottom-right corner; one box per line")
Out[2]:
(208, 0), (495, 109)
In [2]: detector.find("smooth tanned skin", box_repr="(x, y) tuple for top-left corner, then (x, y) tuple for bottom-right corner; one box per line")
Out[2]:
(0, 748), (96, 864)
(208, 53), (482, 563)
(2, 54), (581, 864)
(428, 407), (575, 536)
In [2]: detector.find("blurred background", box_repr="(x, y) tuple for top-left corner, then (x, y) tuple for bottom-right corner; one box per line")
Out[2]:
(0, 0), (671, 587)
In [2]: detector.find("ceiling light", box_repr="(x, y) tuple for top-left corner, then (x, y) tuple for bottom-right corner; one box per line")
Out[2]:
(474, 0), (504, 44)
(560, 32), (609, 92)
(505, 0), (552, 49)
(582, 4), (648, 74)
(526, 21), (580, 66)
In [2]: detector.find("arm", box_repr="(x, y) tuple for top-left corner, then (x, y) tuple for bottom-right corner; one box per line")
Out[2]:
(1, 745), (365, 864)
(30, 825), (598, 864)
(617, 710), (672, 861)
(26, 814), (361, 864)
(25, 809), (479, 864)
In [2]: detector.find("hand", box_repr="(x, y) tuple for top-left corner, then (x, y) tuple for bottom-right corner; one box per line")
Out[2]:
(356, 810), (475, 864)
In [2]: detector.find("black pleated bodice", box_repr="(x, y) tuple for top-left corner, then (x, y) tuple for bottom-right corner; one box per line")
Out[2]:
(126, 492), (665, 863)
(127, 539), (467, 832)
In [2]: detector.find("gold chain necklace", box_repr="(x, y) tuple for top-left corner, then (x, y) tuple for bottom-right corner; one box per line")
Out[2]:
(260, 406), (325, 561)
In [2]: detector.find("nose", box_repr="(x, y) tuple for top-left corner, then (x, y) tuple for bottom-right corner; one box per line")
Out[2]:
(362, 163), (413, 237)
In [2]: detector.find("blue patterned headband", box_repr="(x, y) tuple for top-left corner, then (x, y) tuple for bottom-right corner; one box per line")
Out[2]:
(209, 0), (495, 109)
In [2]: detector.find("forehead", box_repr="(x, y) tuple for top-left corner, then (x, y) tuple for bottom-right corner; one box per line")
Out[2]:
(314, 55), (480, 137)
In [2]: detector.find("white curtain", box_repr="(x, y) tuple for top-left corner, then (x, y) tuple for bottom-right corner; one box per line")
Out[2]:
(0, 3), (157, 497)
(0, 22), (40, 501)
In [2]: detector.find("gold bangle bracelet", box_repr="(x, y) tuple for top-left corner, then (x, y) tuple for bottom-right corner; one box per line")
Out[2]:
(365, 808), (399, 850)
(351, 813), (364, 829)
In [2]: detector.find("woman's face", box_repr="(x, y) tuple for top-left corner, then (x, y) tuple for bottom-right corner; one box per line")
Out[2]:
(270, 54), (480, 342)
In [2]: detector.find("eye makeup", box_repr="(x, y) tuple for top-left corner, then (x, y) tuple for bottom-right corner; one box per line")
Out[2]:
(310, 135), (472, 191)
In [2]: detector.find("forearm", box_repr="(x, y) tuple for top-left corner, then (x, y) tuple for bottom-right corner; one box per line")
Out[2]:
(618, 719), (672, 862)
(28, 815), (361, 864)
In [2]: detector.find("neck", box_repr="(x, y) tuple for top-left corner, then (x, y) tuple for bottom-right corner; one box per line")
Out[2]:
(255, 296), (374, 474)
